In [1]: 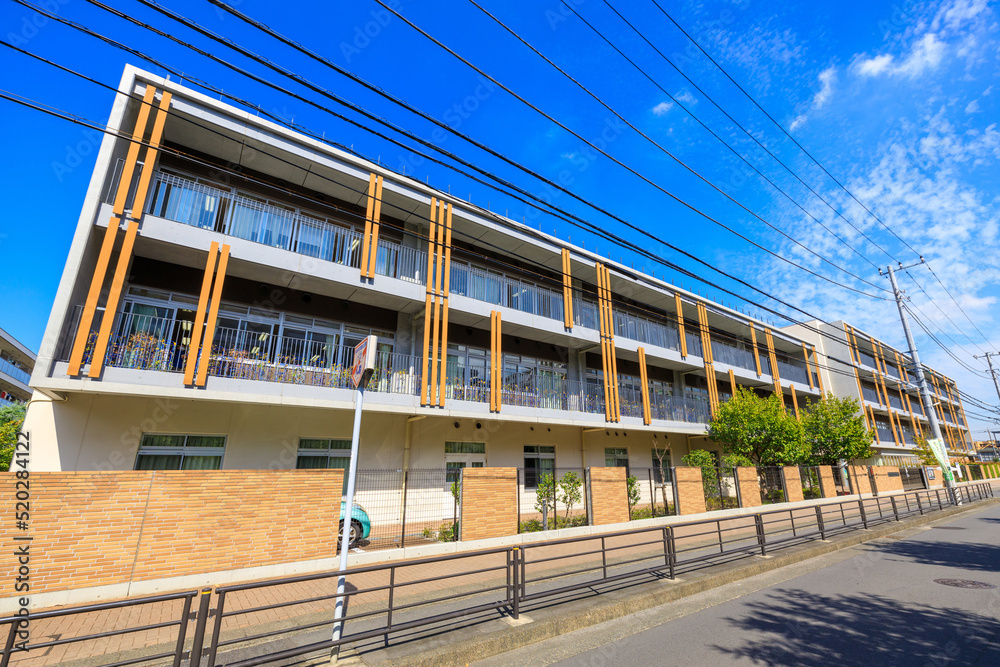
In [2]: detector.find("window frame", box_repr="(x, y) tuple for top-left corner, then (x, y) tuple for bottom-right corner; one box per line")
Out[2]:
(133, 433), (227, 470)
(523, 444), (556, 489)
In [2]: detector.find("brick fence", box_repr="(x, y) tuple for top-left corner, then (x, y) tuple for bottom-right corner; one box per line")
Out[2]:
(782, 466), (804, 503)
(459, 467), (518, 540)
(849, 466), (873, 495)
(817, 466), (838, 498)
(587, 467), (629, 525)
(674, 466), (706, 515)
(735, 467), (761, 508)
(1, 470), (344, 595)
(870, 466), (904, 495)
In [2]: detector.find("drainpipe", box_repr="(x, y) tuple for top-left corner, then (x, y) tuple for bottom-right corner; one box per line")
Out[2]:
(399, 415), (426, 543)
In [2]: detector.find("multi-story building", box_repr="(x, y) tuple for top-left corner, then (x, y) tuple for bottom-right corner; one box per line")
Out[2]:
(26, 66), (828, 477)
(786, 320), (973, 464)
(0, 327), (34, 408)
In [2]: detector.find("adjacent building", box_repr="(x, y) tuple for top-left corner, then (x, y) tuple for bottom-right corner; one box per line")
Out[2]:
(0, 327), (34, 407)
(785, 320), (973, 464)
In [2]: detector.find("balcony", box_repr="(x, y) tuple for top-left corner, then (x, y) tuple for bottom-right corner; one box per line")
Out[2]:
(0, 357), (30, 386)
(142, 171), (757, 364)
(71, 311), (712, 426)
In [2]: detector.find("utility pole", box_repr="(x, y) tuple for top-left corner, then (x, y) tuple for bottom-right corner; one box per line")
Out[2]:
(882, 260), (958, 501)
(973, 351), (1000, 405)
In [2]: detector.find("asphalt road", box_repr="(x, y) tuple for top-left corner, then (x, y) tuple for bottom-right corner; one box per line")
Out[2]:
(476, 501), (1000, 667)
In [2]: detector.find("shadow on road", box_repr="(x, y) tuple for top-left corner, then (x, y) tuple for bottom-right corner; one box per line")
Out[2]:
(712, 589), (1000, 665)
(870, 539), (1000, 573)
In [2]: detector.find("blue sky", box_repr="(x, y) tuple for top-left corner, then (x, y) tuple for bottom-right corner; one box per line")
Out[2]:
(1, 0), (997, 435)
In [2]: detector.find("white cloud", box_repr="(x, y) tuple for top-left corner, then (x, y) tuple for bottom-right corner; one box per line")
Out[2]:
(897, 33), (947, 77)
(965, 99), (980, 113)
(651, 101), (673, 116)
(854, 33), (946, 78)
(790, 114), (807, 131)
(813, 67), (837, 108)
(674, 90), (697, 105)
(856, 53), (895, 76)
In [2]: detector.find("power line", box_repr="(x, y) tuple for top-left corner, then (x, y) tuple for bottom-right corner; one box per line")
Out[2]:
(461, 0), (888, 294)
(5, 17), (987, 414)
(650, 0), (994, 349)
(563, 0), (891, 270)
(352, 0), (890, 300)
(648, 0), (921, 259)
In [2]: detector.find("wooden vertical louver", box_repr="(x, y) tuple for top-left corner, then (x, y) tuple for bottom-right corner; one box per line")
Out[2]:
(421, 198), (453, 407)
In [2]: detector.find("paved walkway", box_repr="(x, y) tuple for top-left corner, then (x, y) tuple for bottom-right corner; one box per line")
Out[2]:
(483, 498), (1000, 666)
(6, 481), (995, 666)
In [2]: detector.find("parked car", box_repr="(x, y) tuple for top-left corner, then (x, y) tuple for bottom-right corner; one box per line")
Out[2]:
(339, 501), (371, 549)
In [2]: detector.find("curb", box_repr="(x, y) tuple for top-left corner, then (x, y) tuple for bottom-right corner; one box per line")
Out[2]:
(374, 496), (1000, 666)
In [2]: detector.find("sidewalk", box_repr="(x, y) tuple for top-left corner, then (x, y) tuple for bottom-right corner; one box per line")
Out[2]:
(8, 481), (997, 667)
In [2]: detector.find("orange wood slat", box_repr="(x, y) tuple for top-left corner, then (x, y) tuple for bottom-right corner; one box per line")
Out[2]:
(183, 242), (220, 386)
(429, 203), (446, 406)
(67, 217), (123, 376)
(638, 347), (651, 425)
(437, 202), (452, 407)
(195, 245), (231, 387)
(675, 294), (687, 358)
(420, 199), (437, 406)
(111, 86), (158, 217)
(87, 220), (141, 378)
(129, 92), (172, 217)
(360, 173), (377, 277)
(750, 325), (761, 377)
(802, 343), (814, 390)
(791, 385), (800, 419)
(367, 176), (384, 279)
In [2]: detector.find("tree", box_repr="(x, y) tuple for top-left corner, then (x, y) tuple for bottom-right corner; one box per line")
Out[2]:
(683, 449), (721, 500)
(911, 437), (940, 466)
(557, 471), (582, 521)
(0, 404), (26, 473)
(534, 473), (557, 528)
(800, 393), (874, 465)
(626, 475), (641, 518)
(708, 387), (807, 465)
(651, 439), (672, 510)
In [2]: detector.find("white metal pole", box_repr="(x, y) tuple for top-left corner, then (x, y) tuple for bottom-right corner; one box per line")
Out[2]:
(331, 382), (365, 652)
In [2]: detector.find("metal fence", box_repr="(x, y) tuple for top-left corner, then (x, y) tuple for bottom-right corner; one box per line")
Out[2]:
(799, 466), (823, 500)
(5, 483), (991, 667)
(758, 466), (787, 505)
(698, 466), (739, 511)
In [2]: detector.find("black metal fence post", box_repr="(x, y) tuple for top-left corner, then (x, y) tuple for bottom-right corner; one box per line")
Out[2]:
(667, 526), (677, 579)
(187, 588), (212, 667)
(2, 619), (19, 667)
(890, 496), (900, 521)
(916, 493), (924, 515)
(649, 469), (655, 516)
(171, 595), (194, 667)
(754, 514), (767, 556)
(511, 547), (520, 620)
(205, 590), (227, 667)
(815, 505), (825, 540)
(858, 500), (868, 529)
(399, 470), (409, 547)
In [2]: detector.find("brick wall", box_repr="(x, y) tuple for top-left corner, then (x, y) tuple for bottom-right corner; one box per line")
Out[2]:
(870, 466), (904, 495)
(459, 467), (518, 541)
(925, 466), (943, 488)
(735, 467), (761, 508)
(1, 470), (345, 595)
(587, 467), (630, 525)
(817, 466), (838, 498)
(782, 467), (804, 503)
(674, 466), (707, 515)
(849, 466), (872, 495)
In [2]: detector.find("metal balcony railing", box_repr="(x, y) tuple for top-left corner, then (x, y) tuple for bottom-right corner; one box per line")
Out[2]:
(710, 337), (756, 373)
(776, 357), (809, 386)
(0, 356), (31, 385)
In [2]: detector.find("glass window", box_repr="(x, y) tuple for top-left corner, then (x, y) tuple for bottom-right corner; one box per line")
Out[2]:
(651, 448), (673, 483)
(295, 439), (351, 491)
(134, 433), (225, 470)
(605, 447), (629, 468)
(444, 442), (487, 454)
(524, 445), (555, 489)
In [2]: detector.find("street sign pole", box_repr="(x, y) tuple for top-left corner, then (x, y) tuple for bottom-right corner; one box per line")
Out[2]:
(331, 336), (377, 659)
